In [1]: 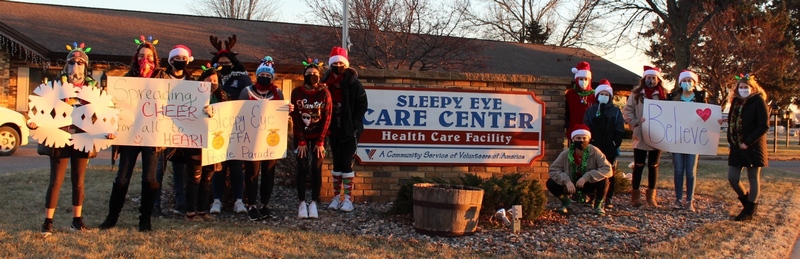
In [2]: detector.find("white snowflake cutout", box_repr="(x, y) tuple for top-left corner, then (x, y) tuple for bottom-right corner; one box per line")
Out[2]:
(70, 86), (120, 152)
(27, 81), (77, 148)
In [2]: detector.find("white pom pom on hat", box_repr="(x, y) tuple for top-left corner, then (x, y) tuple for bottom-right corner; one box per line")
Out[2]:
(571, 61), (592, 79)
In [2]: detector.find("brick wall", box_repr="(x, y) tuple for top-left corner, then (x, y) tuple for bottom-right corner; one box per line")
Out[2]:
(0, 52), (10, 109)
(299, 69), (571, 202)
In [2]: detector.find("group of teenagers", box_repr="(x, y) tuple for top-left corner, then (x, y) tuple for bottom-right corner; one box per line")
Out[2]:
(34, 35), (368, 237)
(550, 61), (768, 221)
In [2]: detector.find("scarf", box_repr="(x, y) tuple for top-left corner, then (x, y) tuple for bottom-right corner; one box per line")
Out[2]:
(642, 87), (666, 100)
(568, 147), (590, 183)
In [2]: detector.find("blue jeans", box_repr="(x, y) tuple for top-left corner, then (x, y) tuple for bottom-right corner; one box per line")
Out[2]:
(212, 160), (244, 200)
(673, 153), (699, 202)
(156, 158), (186, 208)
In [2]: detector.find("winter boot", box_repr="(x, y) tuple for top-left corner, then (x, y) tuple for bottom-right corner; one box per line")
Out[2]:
(646, 189), (659, 208)
(138, 184), (158, 231)
(593, 198), (606, 215)
(631, 190), (644, 207)
(734, 193), (748, 220)
(99, 183), (129, 229)
(735, 200), (756, 221)
(555, 195), (572, 214)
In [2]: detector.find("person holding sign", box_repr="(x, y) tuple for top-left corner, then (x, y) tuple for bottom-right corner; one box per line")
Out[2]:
(546, 125), (613, 215)
(30, 43), (116, 236)
(623, 66), (667, 208)
(726, 74), (768, 221)
(565, 61), (597, 140)
(238, 63), (292, 221)
(100, 36), (170, 232)
(321, 47), (368, 212)
(666, 70), (709, 212)
(583, 80), (624, 209)
(291, 59), (332, 219)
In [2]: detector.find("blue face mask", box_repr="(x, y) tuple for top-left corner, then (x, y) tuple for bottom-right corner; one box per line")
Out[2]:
(681, 82), (692, 91)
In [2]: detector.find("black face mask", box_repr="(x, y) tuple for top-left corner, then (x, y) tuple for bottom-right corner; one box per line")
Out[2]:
(332, 65), (346, 75)
(257, 77), (272, 86)
(304, 74), (320, 85)
(171, 61), (187, 70)
(211, 83), (219, 91)
(645, 79), (655, 88)
(220, 65), (233, 75)
(572, 140), (589, 150)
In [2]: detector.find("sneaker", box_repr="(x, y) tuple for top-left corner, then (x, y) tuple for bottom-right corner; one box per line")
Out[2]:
(171, 205), (186, 215)
(41, 219), (53, 237)
(298, 201), (309, 219)
(308, 201), (319, 219)
(184, 213), (203, 222)
(234, 200), (247, 214)
(199, 213), (215, 221)
(259, 206), (274, 220)
(210, 200), (222, 214)
(328, 197), (342, 211)
(70, 217), (89, 231)
(247, 206), (262, 221)
(340, 196), (354, 212)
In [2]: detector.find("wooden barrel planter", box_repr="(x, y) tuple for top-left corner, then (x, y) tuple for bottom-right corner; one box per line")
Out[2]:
(412, 183), (484, 237)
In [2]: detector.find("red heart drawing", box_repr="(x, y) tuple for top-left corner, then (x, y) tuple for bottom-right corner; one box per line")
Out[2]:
(696, 108), (711, 122)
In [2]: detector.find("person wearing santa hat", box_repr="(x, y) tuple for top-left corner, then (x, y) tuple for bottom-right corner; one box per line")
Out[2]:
(154, 44), (197, 217)
(101, 36), (170, 232)
(291, 59), (332, 219)
(546, 124), (613, 215)
(622, 65), (668, 208)
(665, 69), (709, 212)
(582, 79), (624, 209)
(565, 61), (597, 140)
(320, 46), (368, 212)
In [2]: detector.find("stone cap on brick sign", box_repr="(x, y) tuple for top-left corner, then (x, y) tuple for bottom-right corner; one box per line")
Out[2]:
(358, 69), (573, 85)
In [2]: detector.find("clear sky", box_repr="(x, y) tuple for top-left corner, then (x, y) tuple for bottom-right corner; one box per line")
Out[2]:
(14, 0), (650, 75)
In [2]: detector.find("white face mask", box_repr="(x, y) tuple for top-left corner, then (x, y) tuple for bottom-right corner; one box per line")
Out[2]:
(738, 88), (751, 98)
(578, 80), (589, 90)
(597, 95), (610, 104)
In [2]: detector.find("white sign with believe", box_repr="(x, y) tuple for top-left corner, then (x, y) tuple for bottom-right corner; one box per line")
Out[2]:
(106, 76), (211, 148)
(201, 100), (290, 166)
(641, 99), (723, 155)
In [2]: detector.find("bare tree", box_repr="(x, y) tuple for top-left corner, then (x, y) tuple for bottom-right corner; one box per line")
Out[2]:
(467, 0), (561, 43)
(291, 0), (485, 71)
(187, 0), (278, 20)
(551, 0), (603, 47)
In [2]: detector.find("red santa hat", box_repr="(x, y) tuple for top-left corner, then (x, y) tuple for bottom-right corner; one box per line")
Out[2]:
(571, 61), (592, 79)
(570, 124), (592, 139)
(595, 79), (613, 97)
(328, 46), (349, 67)
(169, 45), (194, 62)
(643, 66), (661, 77)
(678, 69), (698, 83)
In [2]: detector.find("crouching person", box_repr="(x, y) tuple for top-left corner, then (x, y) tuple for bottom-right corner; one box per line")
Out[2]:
(547, 125), (613, 215)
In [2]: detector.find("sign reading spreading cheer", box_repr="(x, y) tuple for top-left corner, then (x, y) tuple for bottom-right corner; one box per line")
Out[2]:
(106, 76), (211, 148)
(642, 99), (722, 155)
(201, 100), (290, 166)
(357, 87), (545, 166)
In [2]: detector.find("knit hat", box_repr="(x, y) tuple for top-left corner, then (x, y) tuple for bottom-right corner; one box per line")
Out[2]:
(169, 45), (193, 62)
(328, 46), (349, 67)
(594, 79), (612, 97)
(570, 124), (591, 139)
(261, 56), (274, 67)
(643, 66), (661, 77)
(571, 61), (592, 79)
(678, 69), (698, 83)
(256, 64), (274, 77)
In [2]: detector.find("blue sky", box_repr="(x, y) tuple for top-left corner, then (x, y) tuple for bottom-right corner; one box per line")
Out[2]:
(15, 0), (648, 74)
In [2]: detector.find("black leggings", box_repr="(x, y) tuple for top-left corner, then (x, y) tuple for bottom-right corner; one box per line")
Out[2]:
(297, 139), (323, 202)
(185, 162), (214, 213)
(244, 160), (276, 205)
(546, 178), (610, 200)
(45, 147), (89, 208)
(632, 148), (662, 190)
(329, 136), (357, 173)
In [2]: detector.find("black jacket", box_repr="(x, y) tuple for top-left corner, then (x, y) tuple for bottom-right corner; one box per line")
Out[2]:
(727, 93), (769, 167)
(320, 67), (368, 142)
(583, 103), (624, 164)
(667, 89), (709, 103)
(220, 71), (253, 101)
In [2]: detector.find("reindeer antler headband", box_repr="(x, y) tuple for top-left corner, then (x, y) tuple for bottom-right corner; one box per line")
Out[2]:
(209, 34), (238, 56)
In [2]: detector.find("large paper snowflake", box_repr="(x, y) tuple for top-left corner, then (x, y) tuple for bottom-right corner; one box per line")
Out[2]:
(28, 81), (77, 148)
(70, 86), (119, 152)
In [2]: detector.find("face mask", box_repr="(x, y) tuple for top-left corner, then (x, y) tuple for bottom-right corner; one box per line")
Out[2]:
(256, 77), (272, 88)
(578, 80), (589, 90)
(211, 83), (219, 91)
(332, 65), (346, 75)
(172, 61), (187, 70)
(67, 60), (85, 85)
(304, 74), (320, 85)
(572, 140), (589, 150)
(645, 79), (655, 88)
(138, 58), (154, 78)
(681, 82), (692, 91)
(739, 88), (751, 98)
(220, 65), (233, 75)
(597, 95), (610, 104)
